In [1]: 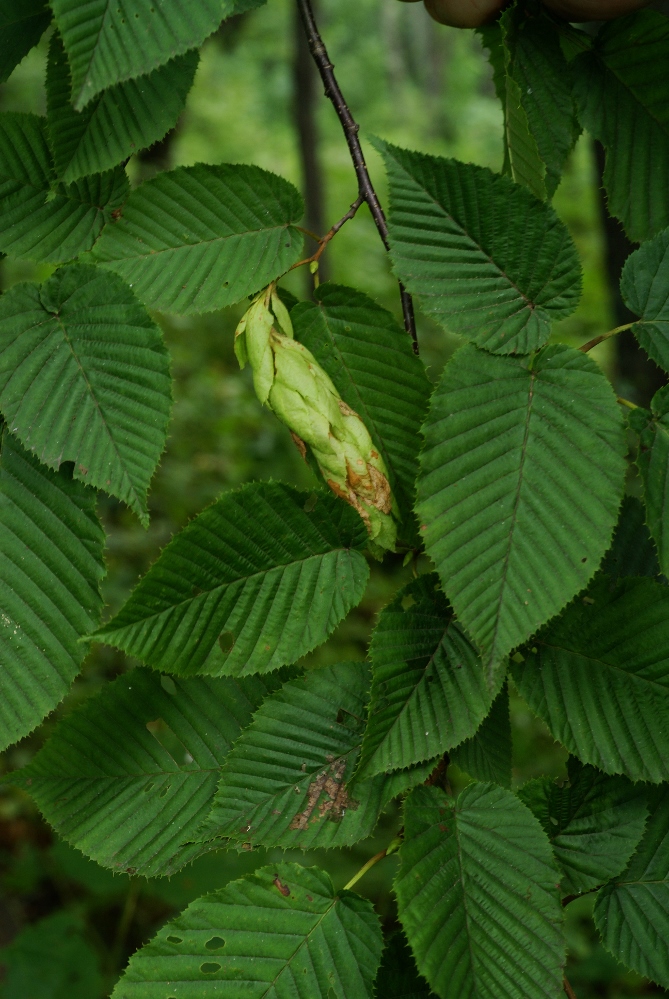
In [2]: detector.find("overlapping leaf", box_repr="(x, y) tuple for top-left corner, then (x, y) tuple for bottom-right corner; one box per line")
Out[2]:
(630, 388), (669, 577)
(92, 162), (303, 313)
(0, 264), (172, 525)
(0, 432), (105, 753)
(47, 32), (198, 183)
(356, 575), (503, 782)
(518, 759), (648, 896)
(572, 10), (669, 242)
(375, 139), (581, 354)
(95, 483), (369, 676)
(292, 283), (430, 531)
(10, 668), (281, 877)
(417, 344), (626, 676)
(512, 575), (669, 783)
(112, 862), (382, 999)
(450, 682), (512, 788)
(199, 662), (432, 851)
(0, 0), (51, 84)
(621, 227), (669, 372)
(375, 932), (436, 999)
(0, 113), (127, 263)
(601, 495), (661, 581)
(395, 784), (565, 999)
(594, 786), (669, 989)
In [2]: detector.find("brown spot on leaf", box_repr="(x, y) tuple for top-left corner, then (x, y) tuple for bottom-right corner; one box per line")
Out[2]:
(290, 755), (358, 831)
(273, 877), (290, 897)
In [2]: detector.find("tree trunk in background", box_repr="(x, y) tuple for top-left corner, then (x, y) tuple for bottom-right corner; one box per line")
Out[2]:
(594, 141), (666, 407)
(293, 0), (328, 287)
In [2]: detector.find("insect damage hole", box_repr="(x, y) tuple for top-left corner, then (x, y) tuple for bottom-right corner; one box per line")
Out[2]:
(200, 962), (221, 974)
(219, 631), (235, 654)
(206, 936), (225, 950)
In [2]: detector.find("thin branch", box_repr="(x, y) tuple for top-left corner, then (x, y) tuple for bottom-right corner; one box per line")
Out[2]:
(295, 0), (419, 354)
(579, 322), (634, 354)
(563, 976), (578, 999)
(617, 395), (639, 411)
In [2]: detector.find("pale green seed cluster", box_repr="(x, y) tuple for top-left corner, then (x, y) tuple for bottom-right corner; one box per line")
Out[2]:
(235, 286), (398, 551)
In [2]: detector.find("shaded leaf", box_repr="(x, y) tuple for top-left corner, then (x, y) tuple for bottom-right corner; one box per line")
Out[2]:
(95, 482), (369, 677)
(512, 575), (669, 783)
(0, 264), (172, 525)
(0, 432), (104, 752)
(0, 0), (51, 84)
(375, 139), (581, 354)
(621, 226), (669, 372)
(601, 495), (661, 581)
(499, 8), (546, 201)
(395, 783), (565, 999)
(417, 344), (626, 676)
(0, 912), (102, 999)
(375, 931), (436, 999)
(450, 682), (512, 788)
(111, 862), (383, 999)
(630, 388), (669, 578)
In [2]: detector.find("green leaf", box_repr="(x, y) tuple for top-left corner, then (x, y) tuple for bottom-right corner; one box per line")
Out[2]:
(0, 264), (172, 525)
(512, 575), (669, 783)
(572, 10), (669, 243)
(10, 668), (281, 877)
(356, 575), (504, 782)
(450, 682), (512, 788)
(630, 389), (669, 578)
(594, 786), (669, 989)
(499, 10), (547, 201)
(375, 139), (581, 355)
(621, 226), (669, 372)
(199, 661), (431, 851)
(395, 783), (565, 999)
(0, 912), (102, 999)
(92, 162), (304, 313)
(518, 759), (648, 896)
(95, 482), (369, 677)
(417, 343), (626, 676)
(0, 0), (51, 84)
(292, 283), (431, 533)
(0, 112), (127, 264)
(111, 862), (383, 999)
(601, 495), (661, 581)
(47, 32), (198, 184)
(375, 931), (436, 999)
(52, 0), (251, 111)
(0, 432), (104, 753)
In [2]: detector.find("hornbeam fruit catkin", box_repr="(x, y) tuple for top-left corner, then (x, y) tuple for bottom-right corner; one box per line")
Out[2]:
(235, 286), (398, 552)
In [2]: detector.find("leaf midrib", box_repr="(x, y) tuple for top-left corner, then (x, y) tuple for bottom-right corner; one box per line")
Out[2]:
(102, 221), (296, 260)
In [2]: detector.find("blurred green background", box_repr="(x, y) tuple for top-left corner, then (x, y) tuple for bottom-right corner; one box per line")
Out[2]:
(0, 1), (664, 996)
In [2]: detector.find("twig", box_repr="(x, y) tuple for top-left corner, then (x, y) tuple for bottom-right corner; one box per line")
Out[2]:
(617, 395), (639, 411)
(295, 0), (419, 355)
(343, 835), (403, 891)
(290, 195), (363, 273)
(563, 976), (578, 999)
(579, 322), (633, 353)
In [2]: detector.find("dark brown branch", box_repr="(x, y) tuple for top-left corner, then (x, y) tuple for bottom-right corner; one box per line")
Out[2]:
(295, 0), (419, 354)
(563, 976), (578, 999)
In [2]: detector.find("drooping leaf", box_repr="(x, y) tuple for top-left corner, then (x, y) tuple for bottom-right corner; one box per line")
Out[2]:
(356, 575), (504, 782)
(417, 344), (626, 676)
(621, 226), (669, 372)
(594, 786), (669, 989)
(572, 10), (669, 242)
(499, 8), (546, 201)
(199, 661), (432, 851)
(95, 483), (369, 677)
(518, 759), (648, 896)
(375, 931), (437, 999)
(47, 32), (198, 183)
(395, 783), (565, 999)
(10, 668), (282, 877)
(375, 139), (581, 354)
(111, 862), (383, 999)
(292, 283), (431, 532)
(0, 432), (105, 753)
(0, 912), (102, 999)
(450, 682), (512, 788)
(0, 113), (127, 264)
(630, 388), (669, 578)
(92, 162), (303, 314)
(601, 495), (661, 581)
(512, 575), (669, 783)
(0, 0), (51, 84)
(52, 0), (257, 110)
(0, 265), (172, 525)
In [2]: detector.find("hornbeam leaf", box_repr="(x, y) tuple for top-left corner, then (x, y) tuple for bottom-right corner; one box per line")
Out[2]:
(621, 227), (669, 372)
(594, 786), (669, 989)
(375, 139), (581, 355)
(499, 9), (546, 201)
(0, 113), (127, 263)
(518, 759), (648, 896)
(450, 682), (512, 788)
(395, 784), (565, 999)
(111, 862), (383, 999)
(356, 575), (504, 782)
(630, 388), (669, 578)
(199, 662), (433, 850)
(375, 932), (436, 998)
(512, 575), (669, 783)
(95, 482), (369, 677)
(92, 162), (304, 313)
(0, 0), (51, 84)
(572, 10), (669, 242)
(601, 495), (662, 582)
(417, 344), (626, 675)
(0, 264), (172, 525)
(0, 432), (104, 752)
(47, 32), (199, 184)
(292, 283), (431, 533)
(9, 668), (282, 877)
